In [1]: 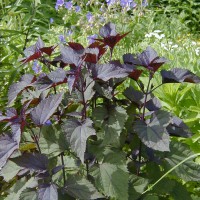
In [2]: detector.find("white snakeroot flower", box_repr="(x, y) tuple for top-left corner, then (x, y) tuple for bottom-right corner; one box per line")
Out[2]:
(154, 30), (162, 33)
(191, 41), (197, 46)
(171, 44), (178, 49)
(161, 42), (168, 50)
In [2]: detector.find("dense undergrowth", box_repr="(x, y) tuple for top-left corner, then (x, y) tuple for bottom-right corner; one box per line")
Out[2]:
(0, 0), (200, 199)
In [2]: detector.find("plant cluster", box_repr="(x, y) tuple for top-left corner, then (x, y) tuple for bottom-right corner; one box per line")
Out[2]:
(0, 22), (200, 200)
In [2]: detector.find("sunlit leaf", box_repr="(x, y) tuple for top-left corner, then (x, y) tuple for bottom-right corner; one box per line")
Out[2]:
(30, 93), (63, 125)
(37, 183), (58, 200)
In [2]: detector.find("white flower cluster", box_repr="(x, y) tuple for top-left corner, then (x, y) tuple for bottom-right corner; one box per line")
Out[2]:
(145, 30), (165, 40)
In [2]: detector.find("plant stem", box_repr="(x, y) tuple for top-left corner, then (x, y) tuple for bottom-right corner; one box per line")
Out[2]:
(142, 153), (200, 194)
(28, 126), (41, 153)
(60, 152), (66, 186)
(148, 83), (163, 94)
(137, 73), (152, 175)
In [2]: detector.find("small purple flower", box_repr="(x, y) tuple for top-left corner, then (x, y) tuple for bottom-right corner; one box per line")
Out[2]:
(32, 60), (41, 74)
(59, 35), (65, 43)
(106, 0), (116, 6)
(56, 0), (64, 6)
(65, 1), (73, 10)
(75, 5), (81, 12)
(120, 0), (133, 8)
(67, 29), (73, 36)
(87, 34), (98, 45)
(142, 0), (148, 7)
(130, 1), (137, 8)
(50, 18), (54, 24)
(86, 12), (93, 22)
(44, 119), (52, 126)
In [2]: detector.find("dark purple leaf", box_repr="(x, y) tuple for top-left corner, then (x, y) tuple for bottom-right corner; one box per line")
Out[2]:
(32, 76), (53, 91)
(47, 68), (67, 83)
(68, 42), (84, 51)
(40, 46), (56, 56)
(62, 118), (96, 163)
(92, 64), (128, 81)
(8, 74), (34, 105)
(0, 132), (20, 169)
(146, 97), (161, 111)
(51, 165), (64, 175)
(67, 75), (76, 94)
(37, 183), (58, 200)
(12, 153), (48, 172)
(30, 93), (63, 125)
(134, 110), (171, 151)
(97, 22), (130, 49)
(166, 116), (192, 138)
(99, 22), (117, 38)
(60, 45), (80, 66)
(123, 53), (141, 66)
(123, 87), (144, 106)
(136, 46), (168, 72)
(161, 68), (200, 84)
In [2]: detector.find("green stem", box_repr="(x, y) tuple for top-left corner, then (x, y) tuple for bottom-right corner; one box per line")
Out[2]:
(142, 153), (200, 194)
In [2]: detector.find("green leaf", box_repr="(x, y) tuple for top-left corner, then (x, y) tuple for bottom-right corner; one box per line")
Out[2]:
(134, 110), (171, 151)
(91, 163), (129, 200)
(64, 176), (104, 200)
(20, 188), (37, 200)
(93, 105), (127, 146)
(40, 125), (67, 157)
(62, 118), (96, 163)
(163, 141), (200, 181)
(5, 177), (37, 200)
(0, 160), (22, 182)
(128, 175), (149, 200)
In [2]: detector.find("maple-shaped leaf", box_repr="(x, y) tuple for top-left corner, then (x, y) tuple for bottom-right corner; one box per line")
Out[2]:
(161, 68), (200, 83)
(37, 183), (58, 200)
(60, 45), (81, 66)
(20, 37), (56, 63)
(92, 63), (128, 81)
(12, 153), (48, 172)
(88, 42), (107, 62)
(62, 118), (96, 163)
(64, 175), (104, 199)
(68, 42), (84, 51)
(134, 110), (171, 151)
(30, 93), (63, 125)
(166, 116), (192, 137)
(47, 68), (67, 83)
(123, 53), (143, 80)
(0, 132), (21, 169)
(96, 22), (130, 50)
(134, 46), (168, 72)
(8, 74), (35, 105)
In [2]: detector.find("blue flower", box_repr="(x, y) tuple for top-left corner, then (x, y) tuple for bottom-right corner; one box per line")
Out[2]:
(75, 5), (81, 12)
(86, 12), (93, 22)
(59, 35), (65, 43)
(120, 0), (133, 8)
(67, 29), (73, 36)
(32, 60), (41, 74)
(56, 0), (64, 6)
(44, 119), (52, 126)
(87, 34), (98, 45)
(142, 0), (148, 7)
(106, 0), (116, 6)
(65, 1), (73, 10)
(50, 18), (54, 24)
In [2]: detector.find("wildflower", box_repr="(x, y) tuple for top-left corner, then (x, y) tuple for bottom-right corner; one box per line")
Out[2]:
(50, 18), (54, 24)
(55, 0), (64, 9)
(120, 0), (133, 8)
(65, 1), (73, 10)
(67, 29), (73, 36)
(32, 60), (41, 74)
(142, 0), (148, 7)
(87, 34), (98, 45)
(44, 119), (52, 126)
(86, 12), (93, 22)
(106, 0), (116, 6)
(59, 35), (65, 43)
(75, 5), (81, 12)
